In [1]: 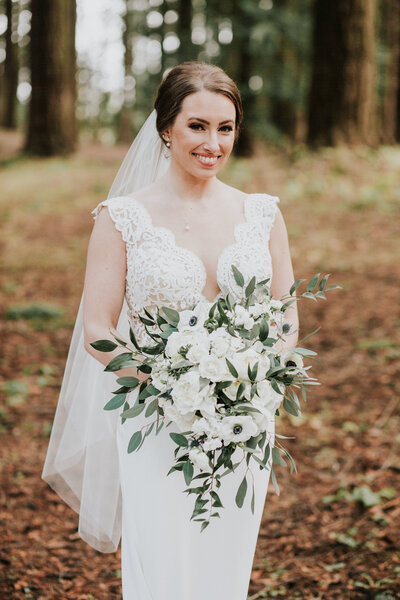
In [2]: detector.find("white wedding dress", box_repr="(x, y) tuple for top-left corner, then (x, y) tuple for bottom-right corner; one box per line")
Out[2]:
(91, 192), (279, 600)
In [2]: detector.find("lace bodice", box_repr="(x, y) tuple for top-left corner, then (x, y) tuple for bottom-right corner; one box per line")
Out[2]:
(92, 193), (279, 345)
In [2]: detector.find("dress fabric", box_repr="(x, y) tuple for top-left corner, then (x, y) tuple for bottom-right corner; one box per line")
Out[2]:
(91, 192), (280, 600)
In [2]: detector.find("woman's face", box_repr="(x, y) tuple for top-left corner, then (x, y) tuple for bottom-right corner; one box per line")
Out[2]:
(163, 90), (236, 179)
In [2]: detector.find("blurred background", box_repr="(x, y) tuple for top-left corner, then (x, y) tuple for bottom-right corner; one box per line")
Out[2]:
(1, 1), (399, 599)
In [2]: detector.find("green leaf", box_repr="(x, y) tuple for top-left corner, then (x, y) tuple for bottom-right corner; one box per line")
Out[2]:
(200, 521), (210, 532)
(283, 397), (299, 417)
(292, 347), (317, 356)
(121, 402), (146, 419)
(116, 376), (140, 388)
(298, 327), (321, 345)
(307, 273), (320, 292)
(183, 460), (194, 485)
(170, 432), (188, 447)
(318, 273), (330, 290)
(272, 447), (287, 467)
(129, 327), (141, 351)
(326, 284), (342, 291)
(104, 352), (134, 372)
(245, 276), (256, 298)
(235, 474), (248, 508)
(231, 264), (244, 287)
(289, 278), (306, 296)
(210, 491), (223, 508)
(161, 306), (180, 324)
(236, 382), (245, 400)
(104, 393), (126, 411)
(259, 318), (269, 342)
(225, 358), (238, 378)
(145, 399), (158, 417)
(271, 465), (280, 495)
(128, 431), (142, 453)
(110, 333), (128, 347)
(251, 483), (255, 514)
(90, 339), (118, 352)
(263, 443), (271, 466)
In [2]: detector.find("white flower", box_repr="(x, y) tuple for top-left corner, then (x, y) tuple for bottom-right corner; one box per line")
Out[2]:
(165, 330), (209, 361)
(233, 305), (255, 329)
(171, 369), (204, 414)
(216, 415), (259, 444)
(252, 379), (282, 421)
(161, 401), (197, 432)
(188, 447), (210, 471)
(191, 417), (213, 436)
(177, 302), (211, 332)
(249, 302), (268, 319)
(209, 328), (232, 357)
(224, 380), (251, 401)
(202, 437), (223, 452)
(199, 354), (230, 381)
(233, 347), (270, 381)
(151, 358), (174, 392)
(280, 350), (304, 370)
(186, 343), (209, 364)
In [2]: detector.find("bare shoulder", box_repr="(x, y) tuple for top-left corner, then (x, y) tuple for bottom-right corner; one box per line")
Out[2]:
(218, 181), (248, 202)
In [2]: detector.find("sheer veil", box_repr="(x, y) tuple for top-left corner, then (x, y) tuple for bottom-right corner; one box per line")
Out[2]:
(42, 109), (170, 553)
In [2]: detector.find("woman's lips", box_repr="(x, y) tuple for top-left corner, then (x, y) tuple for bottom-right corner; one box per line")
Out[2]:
(192, 152), (220, 166)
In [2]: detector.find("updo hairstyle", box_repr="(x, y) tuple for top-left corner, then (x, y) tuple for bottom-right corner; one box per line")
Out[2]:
(154, 62), (243, 146)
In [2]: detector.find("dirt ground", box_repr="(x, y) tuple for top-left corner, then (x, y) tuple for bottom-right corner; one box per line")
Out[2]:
(0, 132), (399, 599)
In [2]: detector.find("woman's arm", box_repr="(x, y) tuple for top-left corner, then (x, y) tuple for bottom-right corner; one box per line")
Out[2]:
(82, 206), (146, 380)
(269, 207), (299, 351)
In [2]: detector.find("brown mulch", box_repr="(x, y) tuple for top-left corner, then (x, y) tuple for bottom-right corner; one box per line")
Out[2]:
(0, 138), (399, 599)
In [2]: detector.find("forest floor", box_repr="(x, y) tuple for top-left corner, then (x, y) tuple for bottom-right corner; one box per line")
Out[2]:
(0, 130), (399, 599)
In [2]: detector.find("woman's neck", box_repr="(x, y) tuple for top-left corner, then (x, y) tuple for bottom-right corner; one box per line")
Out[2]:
(160, 163), (222, 203)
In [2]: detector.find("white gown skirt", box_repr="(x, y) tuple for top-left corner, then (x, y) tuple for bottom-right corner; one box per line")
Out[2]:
(116, 390), (274, 600)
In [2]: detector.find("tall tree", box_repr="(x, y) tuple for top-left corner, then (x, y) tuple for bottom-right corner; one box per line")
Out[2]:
(1, 0), (19, 128)
(118, 0), (134, 143)
(176, 0), (196, 63)
(307, 0), (377, 146)
(25, 0), (77, 155)
(380, 0), (400, 143)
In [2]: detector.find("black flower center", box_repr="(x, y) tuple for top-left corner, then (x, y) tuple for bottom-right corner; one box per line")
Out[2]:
(286, 360), (297, 367)
(189, 316), (198, 326)
(233, 425), (243, 435)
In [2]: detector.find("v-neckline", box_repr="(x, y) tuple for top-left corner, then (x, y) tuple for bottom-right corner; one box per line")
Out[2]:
(127, 194), (251, 304)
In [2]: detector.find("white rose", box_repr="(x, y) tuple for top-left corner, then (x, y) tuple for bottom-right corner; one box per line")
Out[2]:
(217, 415), (259, 444)
(233, 305), (254, 329)
(166, 330), (209, 361)
(209, 328), (232, 358)
(186, 343), (209, 364)
(252, 380), (282, 421)
(233, 348), (270, 381)
(188, 447), (210, 471)
(270, 299), (283, 311)
(202, 437), (223, 452)
(199, 354), (230, 382)
(171, 369), (204, 414)
(224, 380), (251, 401)
(162, 401), (197, 432)
(191, 417), (212, 436)
(249, 302), (267, 319)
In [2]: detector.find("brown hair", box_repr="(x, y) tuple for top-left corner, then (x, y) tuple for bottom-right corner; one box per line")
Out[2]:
(154, 61), (242, 145)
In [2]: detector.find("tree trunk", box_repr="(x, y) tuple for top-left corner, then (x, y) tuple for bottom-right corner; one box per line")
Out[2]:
(25, 0), (77, 155)
(176, 0), (196, 63)
(307, 0), (377, 147)
(1, 0), (19, 128)
(118, 0), (134, 144)
(381, 0), (400, 143)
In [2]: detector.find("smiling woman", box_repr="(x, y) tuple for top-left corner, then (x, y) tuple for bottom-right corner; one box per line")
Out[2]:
(43, 61), (298, 600)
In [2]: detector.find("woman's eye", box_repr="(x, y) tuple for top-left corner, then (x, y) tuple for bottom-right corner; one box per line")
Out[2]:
(189, 123), (204, 130)
(220, 126), (233, 132)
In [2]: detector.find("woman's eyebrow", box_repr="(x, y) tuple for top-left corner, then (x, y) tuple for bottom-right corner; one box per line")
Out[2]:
(187, 117), (235, 125)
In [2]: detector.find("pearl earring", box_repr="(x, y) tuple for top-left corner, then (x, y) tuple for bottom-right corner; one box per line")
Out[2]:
(165, 137), (170, 148)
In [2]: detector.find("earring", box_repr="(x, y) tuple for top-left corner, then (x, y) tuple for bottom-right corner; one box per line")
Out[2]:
(165, 138), (171, 148)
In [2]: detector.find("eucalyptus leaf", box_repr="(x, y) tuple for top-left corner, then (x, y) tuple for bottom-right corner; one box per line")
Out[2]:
(128, 430), (142, 453)
(183, 460), (194, 485)
(103, 393), (126, 411)
(121, 402), (146, 419)
(170, 432), (188, 447)
(235, 474), (248, 508)
(104, 352), (135, 372)
(231, 264), (244, 287)
(90, 339), (118, 352)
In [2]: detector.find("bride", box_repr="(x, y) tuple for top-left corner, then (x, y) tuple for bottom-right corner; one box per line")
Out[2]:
(43, 61), (298, 600)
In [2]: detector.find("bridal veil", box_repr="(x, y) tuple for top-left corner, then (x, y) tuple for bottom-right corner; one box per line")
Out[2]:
(42, 109), (170, 552)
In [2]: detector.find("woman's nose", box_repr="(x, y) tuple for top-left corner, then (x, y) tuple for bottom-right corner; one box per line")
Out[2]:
(203, 129), (220, 152)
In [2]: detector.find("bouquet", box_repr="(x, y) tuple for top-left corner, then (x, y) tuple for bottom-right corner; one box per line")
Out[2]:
(91, 266), (339, 531)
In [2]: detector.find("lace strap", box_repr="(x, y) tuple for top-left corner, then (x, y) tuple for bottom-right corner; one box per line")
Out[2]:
(247, 193), (280, 240)
(91, 196), (149, 245)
